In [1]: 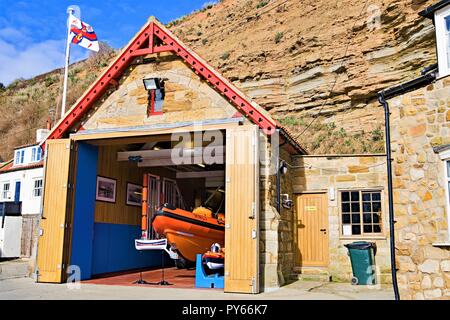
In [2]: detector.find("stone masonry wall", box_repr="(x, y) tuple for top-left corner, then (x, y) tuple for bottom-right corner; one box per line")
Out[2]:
(389, 76), (450, 300)
(259, 134), (295, 291)
(292, 155), (392, 283)
(83, 52), (239, 130)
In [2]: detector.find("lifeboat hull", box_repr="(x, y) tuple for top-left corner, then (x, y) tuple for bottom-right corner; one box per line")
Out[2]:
(152, 207), (225, 262)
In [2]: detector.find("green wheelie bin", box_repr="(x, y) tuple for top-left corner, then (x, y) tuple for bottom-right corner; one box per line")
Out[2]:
(344, 241), (377, 285)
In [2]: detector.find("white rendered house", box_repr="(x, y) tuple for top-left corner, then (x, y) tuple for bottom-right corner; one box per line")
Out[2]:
(0, 129), (48, 257)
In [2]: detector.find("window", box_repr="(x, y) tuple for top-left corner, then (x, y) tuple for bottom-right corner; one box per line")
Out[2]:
(438, 149), (450, 243)
(446, 160), (450, 205)
(144, 78), (165, 116)
(33, 179), (43, 197)
(340, 190), (383, 237)
(2, 183), (10, 200)
(435, 6), (450, 77)
(15, 150), (25, 165)
(31, 147), (42, 162)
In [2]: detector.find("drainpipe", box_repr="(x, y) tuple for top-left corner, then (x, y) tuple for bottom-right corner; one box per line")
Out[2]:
(276, 160), (281, 213)
(377, 93), (400, 301)
(276, 130), (287, 213)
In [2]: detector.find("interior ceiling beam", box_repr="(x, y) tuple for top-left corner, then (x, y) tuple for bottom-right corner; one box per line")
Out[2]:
(117, 146), (225, 162)
(137, 157), (224, 167)
(176, 170), (224, 179)
(80, 134), (172, 146)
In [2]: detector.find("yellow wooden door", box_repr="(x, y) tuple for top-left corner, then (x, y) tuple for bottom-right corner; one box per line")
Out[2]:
(295, 193), (329, 267)
(224, 126), (259, 293)
(36, 139), (74, 283)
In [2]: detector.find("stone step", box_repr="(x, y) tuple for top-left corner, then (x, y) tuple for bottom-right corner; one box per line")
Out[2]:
(291, 267), (331, 282)
(290, 273), (331, 282)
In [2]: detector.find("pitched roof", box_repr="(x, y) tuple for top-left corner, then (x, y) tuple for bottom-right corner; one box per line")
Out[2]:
(0, 159), (13, 169)
(14, 142), (39, 150)
(43, 17), (306, 154)
(0, 160), (44, 174)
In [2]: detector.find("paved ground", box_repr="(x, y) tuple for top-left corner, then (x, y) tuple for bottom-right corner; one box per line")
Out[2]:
(0, 259), (394, 300)
(0, 277), (394, 300)
(0, 258), (30, 281)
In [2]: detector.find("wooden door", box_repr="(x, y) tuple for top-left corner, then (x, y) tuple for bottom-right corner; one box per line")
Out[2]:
(224, 126), (259, 294)
(36, 139), (74, 283)
(295, 193), (329, 267)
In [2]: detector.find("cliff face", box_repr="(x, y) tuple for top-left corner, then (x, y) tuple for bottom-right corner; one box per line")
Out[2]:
(0, 0), (438, 159)
(170, 0), (437, 153)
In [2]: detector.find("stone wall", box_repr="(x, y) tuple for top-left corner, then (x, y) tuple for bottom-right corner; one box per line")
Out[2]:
(292, 155), (392, 283)
(259, 134), (295, 291)
(389, 76), (450, 300)
(83, 52), (240, 130)
(21, 214), (40, 258)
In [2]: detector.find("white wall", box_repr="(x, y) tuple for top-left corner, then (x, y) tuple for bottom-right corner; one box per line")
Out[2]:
(0, 167), (43, 215)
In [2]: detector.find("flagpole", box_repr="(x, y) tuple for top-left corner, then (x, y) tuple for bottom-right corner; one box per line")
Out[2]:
(61, 7), (75, 119)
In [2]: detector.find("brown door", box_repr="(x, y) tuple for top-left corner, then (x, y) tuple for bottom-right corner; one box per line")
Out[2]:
(295, 193), (329, 267)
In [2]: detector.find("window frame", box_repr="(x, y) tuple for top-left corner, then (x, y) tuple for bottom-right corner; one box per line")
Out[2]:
(435, 6), (450, 78)
(33, 178), (43, 198)
(1, 182), (10, 200)
(338, 188), (385, 239)
(445, 159), (450, 240)
(15, 149), (25, 165)
(439, 149), (450, 242)
(31, 147), (42, 163)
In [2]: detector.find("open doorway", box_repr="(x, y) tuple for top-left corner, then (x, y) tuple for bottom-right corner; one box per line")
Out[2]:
(69, 130), (226, 290)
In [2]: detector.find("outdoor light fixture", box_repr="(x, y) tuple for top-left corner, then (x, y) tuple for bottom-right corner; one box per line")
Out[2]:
(279, 160), (288, 175)
(143, 78), (161, 90)
(143, 77), (165, 116)
(281, 194), (294, 210)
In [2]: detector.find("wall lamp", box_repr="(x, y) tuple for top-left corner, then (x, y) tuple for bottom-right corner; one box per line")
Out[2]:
(143, 78), (162, 90)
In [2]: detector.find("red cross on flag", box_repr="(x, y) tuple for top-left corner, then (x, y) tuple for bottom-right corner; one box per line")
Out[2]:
(69, 14), (99, 52)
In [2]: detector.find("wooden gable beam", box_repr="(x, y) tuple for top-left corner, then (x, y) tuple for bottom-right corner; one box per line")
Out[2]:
(45, 17), (277, 147)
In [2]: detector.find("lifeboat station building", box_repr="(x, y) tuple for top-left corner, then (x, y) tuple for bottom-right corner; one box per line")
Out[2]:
(35, 17), (305, 294)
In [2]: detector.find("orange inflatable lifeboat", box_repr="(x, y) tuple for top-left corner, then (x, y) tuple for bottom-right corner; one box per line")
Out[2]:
(152, 204), (225, 263)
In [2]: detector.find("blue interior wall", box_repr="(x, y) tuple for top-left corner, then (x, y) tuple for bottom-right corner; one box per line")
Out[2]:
(70, 143), (162, 279)
(91, 223), (162, 275)
(70, 143), (98, 280)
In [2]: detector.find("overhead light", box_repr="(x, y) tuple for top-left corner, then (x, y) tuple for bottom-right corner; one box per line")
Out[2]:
(153, 146), (161, 151)
(128, 155), (142, 163)
(197, 163), (206, 168)
(143, 78), (160, 90)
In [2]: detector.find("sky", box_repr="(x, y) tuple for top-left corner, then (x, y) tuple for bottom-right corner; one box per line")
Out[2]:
(0, 0), (214, 85)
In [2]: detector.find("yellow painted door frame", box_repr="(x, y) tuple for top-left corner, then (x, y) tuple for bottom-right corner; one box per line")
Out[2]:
(224, 125), (259, 293)
(36, 139), (76, 283)
(295, 193), (329, 267)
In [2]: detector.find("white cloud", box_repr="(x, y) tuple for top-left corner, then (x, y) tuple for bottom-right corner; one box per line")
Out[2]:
(202, 1), (218, 9)
(0, 29), (88, 86)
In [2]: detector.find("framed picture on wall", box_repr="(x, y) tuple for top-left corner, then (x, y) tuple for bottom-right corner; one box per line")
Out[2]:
(126, 183), (143, 207)
(96, 176), (117, 203)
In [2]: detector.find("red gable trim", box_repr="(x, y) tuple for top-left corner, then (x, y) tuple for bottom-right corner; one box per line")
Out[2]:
(45, 18), (277, 145)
